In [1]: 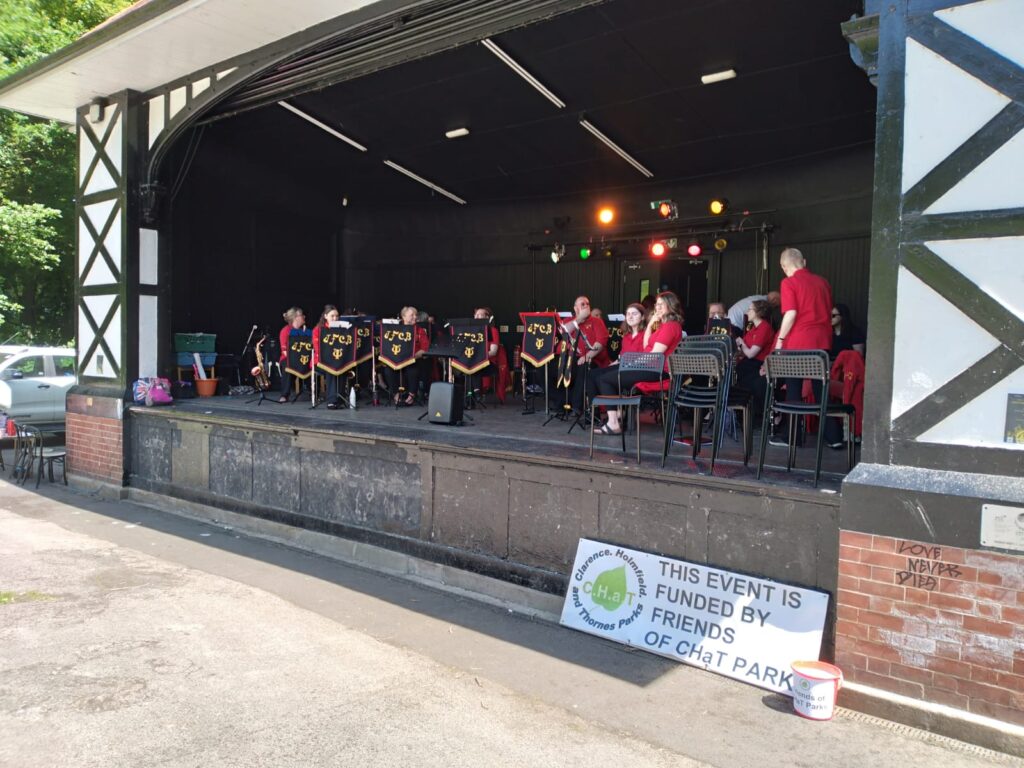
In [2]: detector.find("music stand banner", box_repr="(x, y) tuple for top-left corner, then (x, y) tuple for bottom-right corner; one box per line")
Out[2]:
(450, 320), (489, 376)
(341, 316), (375, 365)
(606, 325), (624, 363)
(707, 317), (733, 337)
(285, 329), (314, 379)
(519, 312), (559, 367)
(317, 322), (358, 375)
(379, 321), (416, 370)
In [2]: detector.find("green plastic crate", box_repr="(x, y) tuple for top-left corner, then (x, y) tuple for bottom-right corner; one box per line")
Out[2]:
(174, 332), (216, 352)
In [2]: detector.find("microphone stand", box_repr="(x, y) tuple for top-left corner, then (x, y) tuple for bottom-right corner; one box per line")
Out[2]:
(566, 324), (596, 435)
(543, 321), (585, 427)
(238, 324), (259, 386)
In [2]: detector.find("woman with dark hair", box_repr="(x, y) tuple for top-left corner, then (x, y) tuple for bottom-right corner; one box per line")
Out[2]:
(586, 302), (647, 419)
(593, 292), (683, 435)
(382, 306), (430, 405)
(734, 299), (773, 407)
(830, 303), (865, 357)
(312, 304), (342, 408)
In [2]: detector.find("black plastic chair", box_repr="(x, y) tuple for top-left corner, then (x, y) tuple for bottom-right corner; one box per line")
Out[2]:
(680, 335), (754, 464)
(589, 351), (665, 464)
(662, 349), (729, 471)
(756, 350), (856, 488)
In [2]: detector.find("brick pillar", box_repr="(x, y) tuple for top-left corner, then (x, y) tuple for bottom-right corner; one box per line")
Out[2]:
(836, 532), (1024, 725)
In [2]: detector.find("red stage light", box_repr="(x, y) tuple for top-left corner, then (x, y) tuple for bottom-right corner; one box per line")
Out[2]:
(650, 241), (667, 258)
(687, 241), (703, 258)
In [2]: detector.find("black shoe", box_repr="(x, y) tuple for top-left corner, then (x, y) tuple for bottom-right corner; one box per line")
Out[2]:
(768, 435), (789, 447)
(326, 402), (339, 410)
(828, 441), (845, 450)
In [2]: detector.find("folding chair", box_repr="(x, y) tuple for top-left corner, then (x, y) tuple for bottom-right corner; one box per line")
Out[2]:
(662, 349), (729, 472)
(589, 352), (665, 464)
(756, 350), (856, 488)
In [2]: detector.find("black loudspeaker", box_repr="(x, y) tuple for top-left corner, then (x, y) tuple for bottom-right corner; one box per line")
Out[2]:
(427, 382), (464, 425)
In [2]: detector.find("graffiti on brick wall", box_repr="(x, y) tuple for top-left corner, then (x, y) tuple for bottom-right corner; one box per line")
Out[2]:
(895, 541), (962, 590)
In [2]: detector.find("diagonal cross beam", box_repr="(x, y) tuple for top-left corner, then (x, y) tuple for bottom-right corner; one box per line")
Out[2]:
(892, 243), (1024, 438)
(79, 104), (123, 195)
(79, 296), (121, 378)
(79, 201), (122, 285)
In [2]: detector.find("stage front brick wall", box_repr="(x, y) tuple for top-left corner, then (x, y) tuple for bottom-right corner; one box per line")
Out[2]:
(66, 394), (125, 485)
(835, 531), (1024, 726)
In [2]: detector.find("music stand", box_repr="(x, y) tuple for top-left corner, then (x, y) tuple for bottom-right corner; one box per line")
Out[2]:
(448, 318), (489, 412)
(543, 321), (581, 427)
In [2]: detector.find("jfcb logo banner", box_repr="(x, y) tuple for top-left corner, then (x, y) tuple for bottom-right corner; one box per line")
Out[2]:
(317, 322), (357, 375)
(379, 321), (416, 370)
(519, 312), (559, 367)
(451, 321), (489, 376)
(560, 539), (829, 695)
(285, 329), (313, 379)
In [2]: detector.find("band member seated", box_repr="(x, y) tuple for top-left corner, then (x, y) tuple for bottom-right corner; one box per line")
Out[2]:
(593, 291), (683, 436)
(278, 306), (306, 402)
(705, 301), (733, 336)
(587, 302), (646, 421)
(734, 299), (773, 409)
(473, 306), (509, 403)
(383, 305), (430, 406)
(312, 304), (343, 409)
(560, 295), (609, 414)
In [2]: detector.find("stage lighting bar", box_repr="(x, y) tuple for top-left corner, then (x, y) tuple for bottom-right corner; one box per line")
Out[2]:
(481, 38), (566, 109)
(445, 127), (470, 139)
(701, 69), (737, 85)
(278, 101), (367, 152)
(383, 160), (467, 205)
(579, 119), (653, 178)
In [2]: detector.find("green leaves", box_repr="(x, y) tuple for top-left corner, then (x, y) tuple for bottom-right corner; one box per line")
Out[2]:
(0, 0), (131, 343)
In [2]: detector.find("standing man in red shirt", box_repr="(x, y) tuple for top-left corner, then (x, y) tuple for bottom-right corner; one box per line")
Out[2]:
(773, 248), (842, 447)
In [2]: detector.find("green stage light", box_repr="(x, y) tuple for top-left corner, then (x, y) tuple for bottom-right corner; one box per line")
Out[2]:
(580, 247), (591, 260)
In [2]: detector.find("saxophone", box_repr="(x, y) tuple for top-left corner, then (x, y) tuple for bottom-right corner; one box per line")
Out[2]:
(251, 336), (271, 390)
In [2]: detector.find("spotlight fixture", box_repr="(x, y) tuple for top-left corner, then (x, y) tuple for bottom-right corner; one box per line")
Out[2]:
(580, 247), (591, 260)
(445, 127), (470, 139)
(580, 119), (654, 178)
(701, 69), (737, 85)
(708, 198), (728, 215)
(649, 241), (668, 258)
(597, 206), (616, 225)
(383, 159), (466, 205)
(481, 38), (566, 109)
(551, 243), (565, 264)
(278, 101), (367, 152)
(651, 200), (678, 220)
(687, 240), (703, 258)
(714, 237), (728, 252)
(601, 246), (614, 259)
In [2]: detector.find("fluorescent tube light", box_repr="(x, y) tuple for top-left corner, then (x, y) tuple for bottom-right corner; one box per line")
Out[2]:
(445, 127), (470, 139)
(579, 119), (653, 178)
(383, 160), (467, 205)
(481, 38), (566, 109)
(700, 69), (737, 85)
(278, 101), (367, 152)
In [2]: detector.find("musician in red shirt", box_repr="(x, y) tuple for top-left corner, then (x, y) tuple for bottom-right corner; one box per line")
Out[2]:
(560, 295), (610, 414)
(382, 306), (430, 406)
(773, 248), (842, 446)
(734, 299), (773, 409)
(278, 306), (306, 402)
(594, 292), (683, 435)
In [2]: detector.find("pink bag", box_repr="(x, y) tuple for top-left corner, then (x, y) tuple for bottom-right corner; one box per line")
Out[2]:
(132, 377), (174, 406)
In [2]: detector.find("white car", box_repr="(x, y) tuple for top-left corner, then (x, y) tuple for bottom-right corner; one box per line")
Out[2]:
(0, 346), (77, 425)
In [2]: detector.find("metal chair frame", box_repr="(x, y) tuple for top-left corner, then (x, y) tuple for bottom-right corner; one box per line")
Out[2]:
(756, 350), (856, 488)
(13, 424), (67, 487)
(589, 352), (665, 464)
(662, 349), (729, 471)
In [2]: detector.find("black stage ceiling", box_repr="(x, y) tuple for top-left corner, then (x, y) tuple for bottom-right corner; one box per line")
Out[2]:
(197, 0), (874, 206)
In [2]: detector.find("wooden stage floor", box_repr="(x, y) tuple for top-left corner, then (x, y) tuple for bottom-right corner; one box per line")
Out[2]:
(165, 391), (855, 495)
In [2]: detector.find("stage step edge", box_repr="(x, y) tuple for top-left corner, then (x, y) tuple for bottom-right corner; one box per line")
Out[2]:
(125, 487), (564, 623)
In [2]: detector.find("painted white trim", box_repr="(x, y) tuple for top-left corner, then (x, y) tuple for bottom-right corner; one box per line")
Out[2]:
(139, 295), (159, 378)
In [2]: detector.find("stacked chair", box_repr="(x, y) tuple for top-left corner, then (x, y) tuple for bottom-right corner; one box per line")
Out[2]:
(661, 335), (754, 471)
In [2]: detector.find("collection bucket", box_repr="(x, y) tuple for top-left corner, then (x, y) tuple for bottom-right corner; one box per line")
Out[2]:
(791, 661), (843, 720)
(194, 378), (219, 397)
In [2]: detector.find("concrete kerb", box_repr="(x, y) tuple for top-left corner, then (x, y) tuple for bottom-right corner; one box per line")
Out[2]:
(61, 477), (1024, 758)
(125, 487), (564, 623)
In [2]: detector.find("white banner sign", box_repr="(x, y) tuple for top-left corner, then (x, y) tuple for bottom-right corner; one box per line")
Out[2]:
(560, 539), (829, 695)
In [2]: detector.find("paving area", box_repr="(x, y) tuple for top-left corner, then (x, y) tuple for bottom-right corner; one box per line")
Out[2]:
(1, 479), (1019, 768)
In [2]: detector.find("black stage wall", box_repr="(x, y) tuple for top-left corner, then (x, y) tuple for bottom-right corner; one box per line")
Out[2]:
(168, 124), (872, 361)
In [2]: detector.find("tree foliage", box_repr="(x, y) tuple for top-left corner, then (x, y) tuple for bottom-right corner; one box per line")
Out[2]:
(0, 0), (132, 344)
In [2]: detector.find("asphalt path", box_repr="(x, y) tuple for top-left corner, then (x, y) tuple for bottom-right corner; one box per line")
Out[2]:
(0, 480), (1018, 768)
